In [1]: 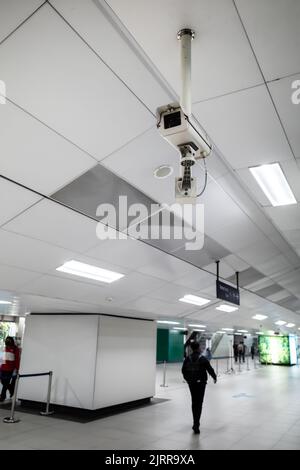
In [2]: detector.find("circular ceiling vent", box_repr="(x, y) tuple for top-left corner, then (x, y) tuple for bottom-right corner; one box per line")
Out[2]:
(153, 165), (173, 179)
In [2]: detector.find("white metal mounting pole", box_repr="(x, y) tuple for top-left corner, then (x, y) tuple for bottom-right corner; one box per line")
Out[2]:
(177, 28), (195, 117)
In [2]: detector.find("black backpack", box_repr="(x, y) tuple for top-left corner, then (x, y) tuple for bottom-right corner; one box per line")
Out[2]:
(183, 354), (202, 383)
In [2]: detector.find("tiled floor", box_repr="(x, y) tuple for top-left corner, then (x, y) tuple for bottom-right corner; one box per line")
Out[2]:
(0, 361), (300, 450)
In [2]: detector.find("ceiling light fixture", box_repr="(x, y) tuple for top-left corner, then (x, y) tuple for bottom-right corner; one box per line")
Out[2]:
(249, 163), (297, 206)
(56, 260), (124, 283)
(157, 320), (180, 325)
(286, 323), (295, 328)
(179, 295), (210, 307)
(252, 314), (268, 321)
(237, 329), (248, 333)
(216, 305), (238, 313)
(275, 320), (286, 326)
(222, 328), (234, 331)
(0, 301), (12, 305)
(188, 324), (206, 328)
(173, 327), (187, 331)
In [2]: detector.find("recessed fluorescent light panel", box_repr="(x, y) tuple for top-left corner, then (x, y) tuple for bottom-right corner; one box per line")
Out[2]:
(222, 328), (234, 331)
(249, 163), (297, 207)
(157, 321), (180, 325)
(286, 323), (295, 328)
(275, 320), (286, 326)
(0, 301), (12, 305)
(56, 260), (124, 283)
(252, 314), (268, 320)
(173, 327), (187, 331)
(179, 295), (210, 307)
(237, 330), (248, 333)
(188, 324), (206, 328)
(216, 305), (238, 313)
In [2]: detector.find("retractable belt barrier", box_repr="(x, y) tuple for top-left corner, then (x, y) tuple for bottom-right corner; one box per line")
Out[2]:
(3, 371), (54, 424)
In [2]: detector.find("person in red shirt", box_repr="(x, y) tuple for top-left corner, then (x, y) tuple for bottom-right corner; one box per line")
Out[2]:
(0, 336), (20, 402)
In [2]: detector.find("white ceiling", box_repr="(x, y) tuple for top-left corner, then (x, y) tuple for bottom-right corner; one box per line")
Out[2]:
(0, 0), (300, 335)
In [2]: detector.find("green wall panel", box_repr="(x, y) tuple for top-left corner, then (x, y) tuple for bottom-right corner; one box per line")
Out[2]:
(156, 329), (169, 362)
(168, 330), (184, 362)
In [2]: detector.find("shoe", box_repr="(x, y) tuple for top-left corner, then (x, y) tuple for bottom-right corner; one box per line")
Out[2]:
(192, 425), (200, 434)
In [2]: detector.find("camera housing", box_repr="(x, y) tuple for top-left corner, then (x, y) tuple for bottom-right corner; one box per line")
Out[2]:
(157, 103), (211, 159)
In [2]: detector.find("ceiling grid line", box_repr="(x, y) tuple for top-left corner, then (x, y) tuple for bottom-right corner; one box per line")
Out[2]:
(232, 0), (298, 163)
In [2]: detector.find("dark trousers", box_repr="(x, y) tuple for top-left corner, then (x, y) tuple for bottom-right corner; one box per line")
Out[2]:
(0, 371), (14, 401)
(188, 381), (206, 427)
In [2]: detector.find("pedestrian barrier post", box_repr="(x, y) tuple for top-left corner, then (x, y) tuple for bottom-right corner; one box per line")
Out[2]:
(3, 374), (20, 423)
(40, 371), (54, 416)
(3, 371), (54, 424)
(160, 360), (168, 387)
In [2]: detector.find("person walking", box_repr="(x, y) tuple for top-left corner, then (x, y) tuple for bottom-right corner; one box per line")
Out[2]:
(237, 341), (244, 363)
(182, 341), (217, 434)
(251, 344), (255, 360)
(0, 337), (20, 403)
(233, 343), (238, 363)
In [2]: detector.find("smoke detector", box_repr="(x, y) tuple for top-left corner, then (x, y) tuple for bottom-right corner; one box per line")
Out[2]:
(153, 165), (173, 179)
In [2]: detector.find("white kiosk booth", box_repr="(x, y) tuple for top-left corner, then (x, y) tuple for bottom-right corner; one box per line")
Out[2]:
(18, 314), (156, 412)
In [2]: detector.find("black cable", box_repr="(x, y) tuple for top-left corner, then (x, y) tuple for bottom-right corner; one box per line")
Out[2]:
(196, 157), (208, 197)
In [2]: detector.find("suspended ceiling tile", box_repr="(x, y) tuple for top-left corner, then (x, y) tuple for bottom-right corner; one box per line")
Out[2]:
(102, 127), (178, 206)
(50, 0), (173, 113)
(0, 264), (41, 291)
(0, 177), (41, 227)
(122, 296), (190, 316)
(277, 296), (300, 312)
(107, 0), (262, 101)
(255, 284), (283, 298)
(0, 101), (97, 195)
(227, 267), (264, 288)
(95, 271), (166, 302)
(222, 254), (250, 272)
(2, 199), (99, 253)
(18, 274), (105, 304)
(283, 229), (300, 249)
(85, 237), (165, 271)
(244, 277), (274, 292)
(267, 289), (291, 303)
(137, 250), (196, 282)
(0, 4), (154, 160)
(174, 236), (231, 270)
(235, 0), (300, 80)
(264, 205), (300, 232)
(269, 75), (300, 159)
(237, 239), (280, 266)
(194, 85), (293, 170)
(0, 229), (76, 274)
(0, 0), (43, 42)
(175, 269), (215, 291)
(52, 164), (157, 231)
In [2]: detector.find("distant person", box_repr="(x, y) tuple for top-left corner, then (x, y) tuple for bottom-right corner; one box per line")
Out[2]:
(251, 344), (255, 360)
(242, 344), (246, 363)
(0, 337), (20, 403)
(182, 342), (217, 434)
(204, 347), (212, 361)
(233, 343), (238, 363)
(237, 341), (244, 363)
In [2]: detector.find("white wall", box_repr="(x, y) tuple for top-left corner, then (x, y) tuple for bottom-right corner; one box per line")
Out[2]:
(94, 315), (156, 408)
(18, 314), (156, 410)
(19, 315), (98, 409)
